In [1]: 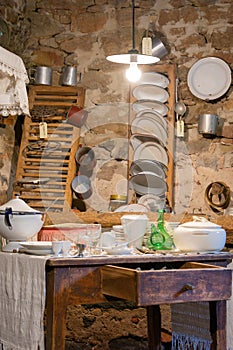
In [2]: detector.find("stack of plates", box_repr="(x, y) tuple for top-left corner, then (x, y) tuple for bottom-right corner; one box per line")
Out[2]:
(19, 241), (52, 255)
(130, 71), (170, 199)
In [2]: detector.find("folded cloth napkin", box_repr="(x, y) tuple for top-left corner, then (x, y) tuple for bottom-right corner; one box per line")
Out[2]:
(0, 46), (29, 115)
(171, 261), (233, 350)
(0, 252), (48, 350)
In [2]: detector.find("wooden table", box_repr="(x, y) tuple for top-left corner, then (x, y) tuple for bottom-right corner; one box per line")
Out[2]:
(45, 252), (232, 350)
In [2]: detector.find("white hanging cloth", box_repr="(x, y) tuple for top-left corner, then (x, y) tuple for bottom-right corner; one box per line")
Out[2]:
(0, 45), (29, 116)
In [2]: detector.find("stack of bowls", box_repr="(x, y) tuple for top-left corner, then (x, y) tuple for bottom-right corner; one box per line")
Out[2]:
(129, 71), (170, 211)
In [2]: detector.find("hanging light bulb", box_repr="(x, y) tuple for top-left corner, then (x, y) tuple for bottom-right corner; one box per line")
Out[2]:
(126, 62), (141, 82)
(106, 0), (159, 82)
(125, 54), (141, 82)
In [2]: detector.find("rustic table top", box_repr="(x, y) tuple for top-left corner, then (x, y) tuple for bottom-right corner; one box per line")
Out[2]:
(46, 250), (233, 267)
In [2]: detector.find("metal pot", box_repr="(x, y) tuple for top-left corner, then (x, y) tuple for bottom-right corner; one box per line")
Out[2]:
(29, 66), (53, 85)
(173, 216), (226, 252)
(152, 36), (169, 59)
(0, 195), (45, 251)
(75, 146), (96, 176)
(61, 66), (78, 86)
(71, 175), (92, 199)
(198, 114), (219, 136)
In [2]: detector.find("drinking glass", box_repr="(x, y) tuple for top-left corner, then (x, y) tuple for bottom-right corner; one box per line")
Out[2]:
(86, 224), (102, 255)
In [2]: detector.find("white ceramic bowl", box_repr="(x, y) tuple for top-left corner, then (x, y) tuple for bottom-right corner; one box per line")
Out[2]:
(173, 217), (226, 252)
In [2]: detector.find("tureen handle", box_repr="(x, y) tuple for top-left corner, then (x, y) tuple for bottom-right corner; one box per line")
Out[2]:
(4, 207), (13, 229)
(192, 215), (209, 223)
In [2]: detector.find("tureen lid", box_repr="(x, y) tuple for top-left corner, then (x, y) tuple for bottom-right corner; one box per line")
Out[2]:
(179, 216), (222, 229)
(0, 195), (39, 213)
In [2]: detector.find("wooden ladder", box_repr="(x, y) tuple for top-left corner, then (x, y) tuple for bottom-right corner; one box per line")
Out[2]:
(13, 85), (85, 212)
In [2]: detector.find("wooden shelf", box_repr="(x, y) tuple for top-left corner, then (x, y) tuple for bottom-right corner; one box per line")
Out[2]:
(13, 86), (85, 212)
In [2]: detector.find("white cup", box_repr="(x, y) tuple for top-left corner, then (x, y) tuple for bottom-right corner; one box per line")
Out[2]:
(61, 241), (72, 256)
(52, 241), (62, 256)
(121, 214), (148, 248)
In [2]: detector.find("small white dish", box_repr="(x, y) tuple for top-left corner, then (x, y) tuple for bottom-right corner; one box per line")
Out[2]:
(137, 72), (170, 88)
(132, 100), (169, 116)
(133, 84), (169, 103)
(130, 159), (167, 179)
(135, 109), (167, 130)
(114, 203), (148, 213)
(104, 246), (134, 255)
(19, 241), (52, 250)
(138, 194), (166, 212)
(133, 141), (168, 166)
(20, 248), (52, 255)
(129, 172), (167, 196)
(131, 116), (168, 146)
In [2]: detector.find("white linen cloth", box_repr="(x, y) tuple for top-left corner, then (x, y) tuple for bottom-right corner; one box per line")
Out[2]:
(0, 46), (29, 115)
(171, 261), (233, 350)
(0, 252), (48, 350)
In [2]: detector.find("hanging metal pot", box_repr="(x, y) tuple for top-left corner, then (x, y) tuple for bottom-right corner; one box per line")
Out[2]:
(71, 175), (92, 199)
(75, 146), (96, 176)
(198, 114), (219, 137)
(151, 36), (169, 59)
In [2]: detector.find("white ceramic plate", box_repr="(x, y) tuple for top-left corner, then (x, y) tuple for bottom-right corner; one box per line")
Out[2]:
(133, 84), (169, 102)
(187, 57), (232, 100)
(104, 246), (134, 255)
(130, 133), (165, 150)
(132, 99), (169, 116)
(19, 241), (52, 250)
(135, 109), (167, 130)
(129, 172), (167, 196)
(138, 194), (166, 212)
(137, 72), (169, 88)
(21, 248), (52, 255)
(130, 159), (167, 179)
(131, 116), (168, 145)
(114, 203), (148, 213)
(133, 141), (168, 166)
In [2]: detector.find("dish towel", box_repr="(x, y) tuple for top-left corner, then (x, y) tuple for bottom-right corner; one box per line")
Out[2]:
(171, 261), (233, 350)
(0, 252), (48, 350)
(0, 45), (29, 115)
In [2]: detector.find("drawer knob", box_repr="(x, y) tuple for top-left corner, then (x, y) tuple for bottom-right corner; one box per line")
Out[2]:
(175, 283), (195, 297)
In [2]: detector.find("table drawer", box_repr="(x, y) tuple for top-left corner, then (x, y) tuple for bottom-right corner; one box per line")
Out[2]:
(101, 262), (232, 306)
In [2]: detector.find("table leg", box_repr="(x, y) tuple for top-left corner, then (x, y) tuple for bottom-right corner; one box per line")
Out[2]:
(46, 267), (70, 350)
(147, 305), (161, 350)
(209, 300), (227, 350)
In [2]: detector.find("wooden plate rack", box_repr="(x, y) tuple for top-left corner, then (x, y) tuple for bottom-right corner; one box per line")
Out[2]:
(129, 64), (176, 210)
(13, 86), (85, 212)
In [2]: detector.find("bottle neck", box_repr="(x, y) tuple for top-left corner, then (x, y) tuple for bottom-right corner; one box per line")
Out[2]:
(157, 210), (164, 226)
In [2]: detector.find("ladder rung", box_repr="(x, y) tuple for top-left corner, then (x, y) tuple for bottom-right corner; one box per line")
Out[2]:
(24, 158), (70, 163)
(21, 173), (68, 179)
(23, 165), (68, 171)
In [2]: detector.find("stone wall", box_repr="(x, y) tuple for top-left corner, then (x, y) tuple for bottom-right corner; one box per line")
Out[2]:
(0, 0), (232, 215)
(0, 0), (232, 349)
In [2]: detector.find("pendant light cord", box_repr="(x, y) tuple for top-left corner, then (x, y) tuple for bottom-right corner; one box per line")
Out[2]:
(132, 0), (135, 50)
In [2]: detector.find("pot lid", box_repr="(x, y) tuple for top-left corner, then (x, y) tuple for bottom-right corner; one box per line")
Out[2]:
(179, 216), (222, 229)
(0, 195), (41, 213)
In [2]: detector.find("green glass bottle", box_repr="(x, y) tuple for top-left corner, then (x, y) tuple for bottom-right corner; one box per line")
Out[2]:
(157, 209), (174, 250)
(147, 223), (165, 250)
